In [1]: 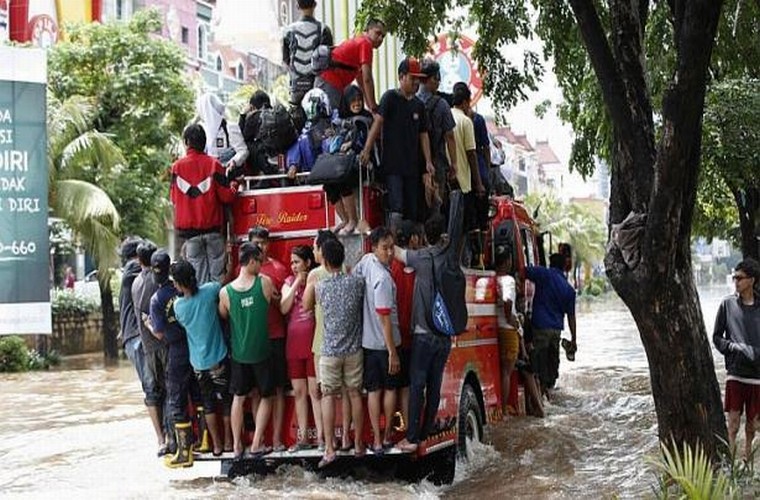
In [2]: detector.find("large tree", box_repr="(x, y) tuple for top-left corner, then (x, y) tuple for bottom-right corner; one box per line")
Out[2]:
(363, 0), (727, 455)
(47, 8), (194, 242)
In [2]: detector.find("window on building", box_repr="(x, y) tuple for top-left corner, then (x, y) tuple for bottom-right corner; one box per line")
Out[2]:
(236, 63), (245, 81)
(197, 24), (207, 61)
(215, 55), (223, 72)
(116, 0), (123, 19)
(181, 27), (189, 44)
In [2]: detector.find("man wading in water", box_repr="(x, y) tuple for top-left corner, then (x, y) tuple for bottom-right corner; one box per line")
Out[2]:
(713, 258), (760, 460)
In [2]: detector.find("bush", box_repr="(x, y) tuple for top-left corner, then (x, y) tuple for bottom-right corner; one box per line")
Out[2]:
(0, 336), (31, 372)
(583, 275), (608, 296)
(51, 289), (99, 316)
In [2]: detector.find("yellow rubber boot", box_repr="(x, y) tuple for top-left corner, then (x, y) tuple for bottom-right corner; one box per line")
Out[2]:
(164, 422), (194, 468)
(195, 406), (212, 454)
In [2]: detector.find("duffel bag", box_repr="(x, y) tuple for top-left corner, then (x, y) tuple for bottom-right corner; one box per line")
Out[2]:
(308, 152), (359, 185)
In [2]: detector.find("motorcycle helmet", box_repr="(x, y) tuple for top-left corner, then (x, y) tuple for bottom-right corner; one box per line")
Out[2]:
(301, 88), (331, 121)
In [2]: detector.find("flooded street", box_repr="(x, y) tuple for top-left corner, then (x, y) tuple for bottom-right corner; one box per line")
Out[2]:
(0, 287), (732, 499)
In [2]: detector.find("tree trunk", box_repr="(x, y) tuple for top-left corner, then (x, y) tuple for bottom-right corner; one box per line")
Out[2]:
(99, 274), (119, 360)
(570, 0), (727, 457)
(732, 186), (760, 260)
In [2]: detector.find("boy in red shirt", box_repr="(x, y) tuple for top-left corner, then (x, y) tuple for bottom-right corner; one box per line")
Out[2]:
(170, 124), (238, 284)
(314, 18), (386, 112)
(248, 225), (291, 452)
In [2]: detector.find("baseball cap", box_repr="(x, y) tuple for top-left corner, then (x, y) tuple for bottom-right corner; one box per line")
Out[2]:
(398, 57), (426, 78)
(150, 249), (171, 274)
(420, 59), (441, 79)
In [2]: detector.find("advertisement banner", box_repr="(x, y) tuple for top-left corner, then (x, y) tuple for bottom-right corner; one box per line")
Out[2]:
(0, 47), (51, 334)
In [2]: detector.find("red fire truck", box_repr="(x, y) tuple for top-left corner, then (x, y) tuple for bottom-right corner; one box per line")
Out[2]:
(196, 172), (543, 484)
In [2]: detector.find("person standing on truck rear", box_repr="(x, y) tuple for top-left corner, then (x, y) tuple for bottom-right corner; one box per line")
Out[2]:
(248, 226), (290, 452)
(395, 214), (451, 453)
(147, 250), (194, 468)
(219, 243), (276, 458)
(131, 241), (170, 456)
(280, 245), (323, 451)
(494, 244), (519, 418)
(526, 253), (577, 399)
(353, 226), (402, 453)
(170, 124), (239, 284)
(314, 18), (385, 112)
(360, 57), (435, 227)
(304, 238), (366, 467)
(712, 258), (760, 460)
(119, 237), (167, 452)
(171, 260), (233, 456)
(391, 220), (422, 434)
(282, 0), (333, 107)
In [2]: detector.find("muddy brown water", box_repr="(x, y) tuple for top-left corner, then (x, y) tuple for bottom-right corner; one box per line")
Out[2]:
(0, 287), (734, 499)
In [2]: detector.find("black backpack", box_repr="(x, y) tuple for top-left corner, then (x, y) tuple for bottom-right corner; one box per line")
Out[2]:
(287, 19), (326, 91)
(255, 104), (298, 155)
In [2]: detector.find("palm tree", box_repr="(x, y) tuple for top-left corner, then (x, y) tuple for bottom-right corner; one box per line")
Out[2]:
(48, 94), (125, 359)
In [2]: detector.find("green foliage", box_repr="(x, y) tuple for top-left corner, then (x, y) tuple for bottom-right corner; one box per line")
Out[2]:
(355, 0), (543, 121)
(51, 289), (100, 316)
(48, 8), (194, 240)
(523, 192), (607, 270)
(0, 336), (30, 373)
(650, 440), (733, 499)
(583, 275), (608, 297)
(27, 349), (61, 370)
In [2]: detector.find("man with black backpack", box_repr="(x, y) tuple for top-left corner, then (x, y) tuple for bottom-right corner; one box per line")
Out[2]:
(282, 0), (333, 107)
(417, 60), (457, 218)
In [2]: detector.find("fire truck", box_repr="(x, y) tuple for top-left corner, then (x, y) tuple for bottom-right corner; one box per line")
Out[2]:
(195, 171), (543, 484)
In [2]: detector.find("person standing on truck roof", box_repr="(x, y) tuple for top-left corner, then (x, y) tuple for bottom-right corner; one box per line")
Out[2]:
(314, 18), (386, 112)
(219, 243), (276, 459)
(526, 253), (577, 399)
(248, 226), (290, 452)
(171, 260), (233, 457)
(170, 124), (238, 284)
(360, 57), (435, 228)
(282, 0), (333, 107)
(304, 238), (366, 468)
(353, 226), (403, 453)
(712, 258), (760, 461)
(394, 214), (451, 453)
(280, 245), (323, 452)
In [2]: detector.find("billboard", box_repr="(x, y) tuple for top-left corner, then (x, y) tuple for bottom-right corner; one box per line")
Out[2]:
(431, 34), (484, 106)
(0, 46), (51, 335)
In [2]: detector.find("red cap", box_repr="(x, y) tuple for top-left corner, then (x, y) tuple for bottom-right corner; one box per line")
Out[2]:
(398, 57), (426, 77)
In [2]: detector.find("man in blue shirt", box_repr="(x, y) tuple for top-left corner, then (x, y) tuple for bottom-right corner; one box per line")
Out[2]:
(172, 260), (232, 457)
(526, 253), (577, 398)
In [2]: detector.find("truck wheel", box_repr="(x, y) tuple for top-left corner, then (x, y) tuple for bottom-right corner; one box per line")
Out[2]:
(457, 384), (483, 461)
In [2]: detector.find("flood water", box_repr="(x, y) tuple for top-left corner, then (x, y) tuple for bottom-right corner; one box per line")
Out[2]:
(0, 286), (734, 499)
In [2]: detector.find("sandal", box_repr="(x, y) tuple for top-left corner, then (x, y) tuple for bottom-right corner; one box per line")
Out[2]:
(354, 444), (366, 458)
(288, 442), (310, 453)
(272, 444), (287, 453)
(339, 442), (354, 452)
(371, 445), (385, 456)
(331, 221), (347, 233)
(156, 444), (169, 457)
(318, 452), (337, 469)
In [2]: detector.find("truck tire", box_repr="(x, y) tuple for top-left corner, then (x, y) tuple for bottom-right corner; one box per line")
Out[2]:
(457, 383), (483, 461)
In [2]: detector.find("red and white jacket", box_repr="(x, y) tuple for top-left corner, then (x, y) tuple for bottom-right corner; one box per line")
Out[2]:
(170, 149), (237, 232)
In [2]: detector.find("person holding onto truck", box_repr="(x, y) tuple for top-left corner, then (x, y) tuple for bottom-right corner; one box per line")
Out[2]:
(248, 226), (290, 452)
(495, 244), (519, 418)
(170, 124), (238, 283)
(306, 238), (366, 467)
(171, 259), (233, 457)
(218, 242), (276, 459)
(353, 226), (402, 453)
(314, 18), (386, 112)
(526, 253), (577, 399)
(280, 245), (324, 452)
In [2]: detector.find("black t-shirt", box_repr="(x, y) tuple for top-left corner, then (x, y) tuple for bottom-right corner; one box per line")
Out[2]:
(378, 89), (428, 178)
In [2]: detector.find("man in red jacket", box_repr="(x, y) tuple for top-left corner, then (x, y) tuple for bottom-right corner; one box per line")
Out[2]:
(171, 124), (238, 284)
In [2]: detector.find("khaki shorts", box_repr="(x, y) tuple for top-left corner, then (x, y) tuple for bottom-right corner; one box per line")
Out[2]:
(319, 350), (363, 395)
(498, 327), (520, 364)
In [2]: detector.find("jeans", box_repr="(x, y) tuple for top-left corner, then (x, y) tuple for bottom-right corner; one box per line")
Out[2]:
(124, 336), (158, 406)
(386, 174), (419, 222)
(181, 232), (226, 285)
(406, 333), (452, 443)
